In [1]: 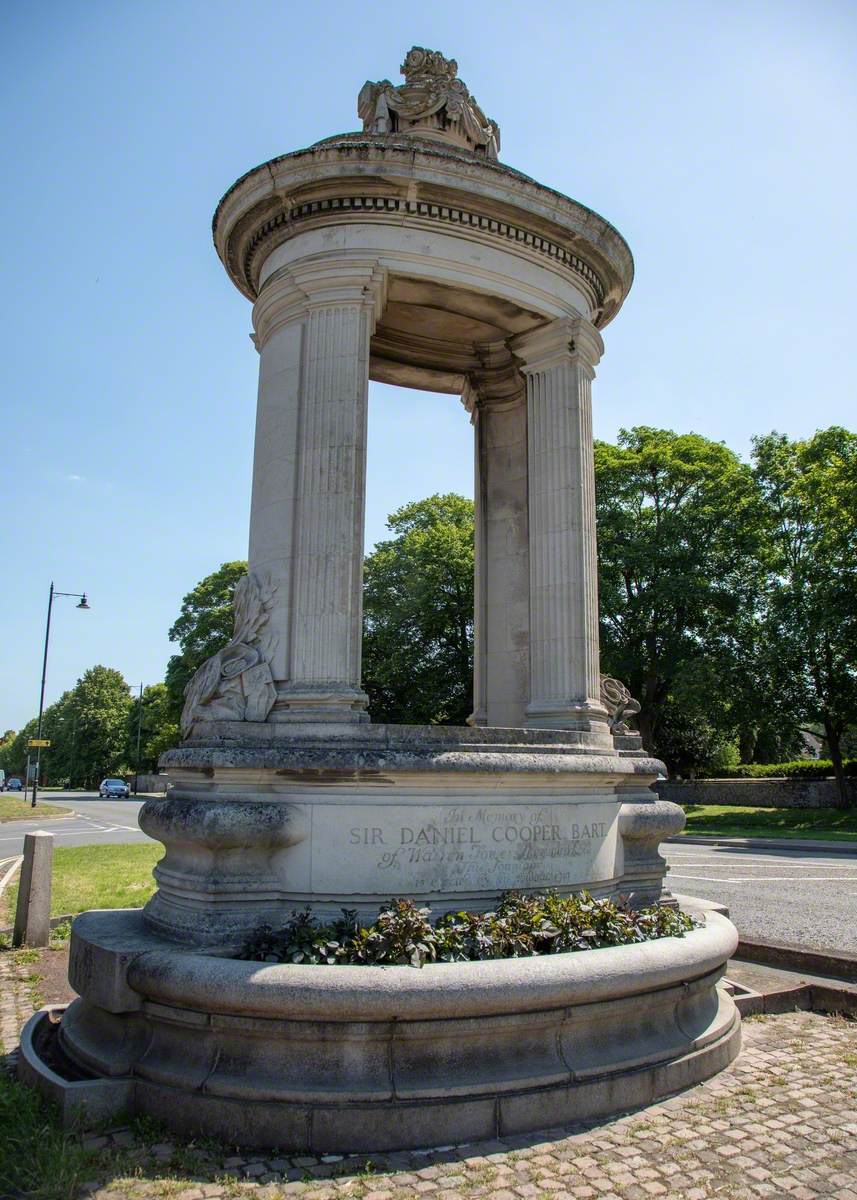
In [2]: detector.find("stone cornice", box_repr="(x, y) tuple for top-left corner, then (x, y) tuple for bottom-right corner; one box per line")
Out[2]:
(213, 136), (633, 327)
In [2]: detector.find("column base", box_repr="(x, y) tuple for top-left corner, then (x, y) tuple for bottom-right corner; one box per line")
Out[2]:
(153, 724), (674, 945)
(524, 701), (613, 744)
(270, 686), (370, 723)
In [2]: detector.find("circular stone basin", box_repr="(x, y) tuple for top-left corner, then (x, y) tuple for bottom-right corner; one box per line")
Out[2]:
(57, 909), (740, 1152)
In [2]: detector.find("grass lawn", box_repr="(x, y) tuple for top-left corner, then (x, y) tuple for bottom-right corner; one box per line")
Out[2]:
(680, 803), (857, 841)
(0, 796), (72, 823)
(4, 843), (161, 923)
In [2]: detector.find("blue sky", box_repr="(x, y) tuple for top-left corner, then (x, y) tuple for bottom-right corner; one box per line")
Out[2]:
(1, 0), (855, 733)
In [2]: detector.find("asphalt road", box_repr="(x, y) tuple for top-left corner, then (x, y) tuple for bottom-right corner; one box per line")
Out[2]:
(664, 841), (857, 956)
(0, 792), (149, 858)
(2, 797), (855, 955)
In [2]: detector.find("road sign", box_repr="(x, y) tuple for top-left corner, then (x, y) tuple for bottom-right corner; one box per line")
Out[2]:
(27, 739), (50, 748)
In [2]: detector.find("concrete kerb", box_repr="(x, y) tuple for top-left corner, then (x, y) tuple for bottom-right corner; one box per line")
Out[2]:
(733, 937), (857, 983)
(0, 913), (74, 940)
(675, 891), (857, 1017)
(668, 834), (857, 855)
(2, 807), (78, 823)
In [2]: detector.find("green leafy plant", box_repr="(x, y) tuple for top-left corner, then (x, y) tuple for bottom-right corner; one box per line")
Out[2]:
(240, 892), (697, 968)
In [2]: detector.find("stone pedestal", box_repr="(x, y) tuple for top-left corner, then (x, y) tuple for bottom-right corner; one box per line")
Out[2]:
(140, 725), (682, 947)
(38, 906), (738, 1151)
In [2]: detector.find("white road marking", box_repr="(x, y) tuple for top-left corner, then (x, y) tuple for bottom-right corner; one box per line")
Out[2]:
(0, 855), (23, 898)
(667, 849), (855, 864)
(667, 878), (854, 888)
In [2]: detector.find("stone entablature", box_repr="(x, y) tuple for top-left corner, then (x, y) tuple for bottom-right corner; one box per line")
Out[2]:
(213, 136), (633, 325)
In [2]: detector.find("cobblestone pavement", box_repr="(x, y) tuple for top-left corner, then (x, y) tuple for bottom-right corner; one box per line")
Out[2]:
(2, 950), (857, 1199)
(0, 947), (34, 1064)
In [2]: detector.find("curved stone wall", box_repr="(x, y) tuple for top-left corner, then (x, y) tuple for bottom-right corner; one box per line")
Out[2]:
(58, 908), (740, 1152)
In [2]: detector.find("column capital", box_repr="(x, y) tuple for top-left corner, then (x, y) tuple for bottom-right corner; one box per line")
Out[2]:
(510, 316), (603, 377)
(461, 342), (525, 419)
(253, 259), (388, 347)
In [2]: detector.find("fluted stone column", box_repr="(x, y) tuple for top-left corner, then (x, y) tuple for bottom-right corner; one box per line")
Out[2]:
(511, 318), (610, 742)
(465, 347), (530, 729)
(249, 259), (387, 722)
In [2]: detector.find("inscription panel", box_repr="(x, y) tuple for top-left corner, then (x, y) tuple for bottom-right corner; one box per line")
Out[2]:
(311, 801), (620, 896)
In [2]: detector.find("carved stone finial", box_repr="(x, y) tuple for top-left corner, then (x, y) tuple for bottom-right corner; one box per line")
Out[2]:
(358, 46), (500, 160)
(599, 676), (642, 736)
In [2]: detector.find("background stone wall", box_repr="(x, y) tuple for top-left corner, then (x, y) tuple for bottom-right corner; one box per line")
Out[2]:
(127, 773), (169, 794)
(655, 777), (854, 809)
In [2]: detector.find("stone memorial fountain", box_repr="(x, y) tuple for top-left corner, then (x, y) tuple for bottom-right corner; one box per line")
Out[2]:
(21, 47), (740, 1150)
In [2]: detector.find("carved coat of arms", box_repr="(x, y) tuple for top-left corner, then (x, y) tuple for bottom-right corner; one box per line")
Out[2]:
(358, 46), (500, 160)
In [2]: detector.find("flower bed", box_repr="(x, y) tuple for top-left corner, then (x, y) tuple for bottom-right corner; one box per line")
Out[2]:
(240, 890), (696, 968)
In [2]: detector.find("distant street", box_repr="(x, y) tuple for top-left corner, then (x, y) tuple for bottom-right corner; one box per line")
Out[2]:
(0, 792), (149, 856)
(664, 841), (857, 956)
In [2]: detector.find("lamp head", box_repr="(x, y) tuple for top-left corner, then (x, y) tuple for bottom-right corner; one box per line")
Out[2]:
(77, 594), (90, 610)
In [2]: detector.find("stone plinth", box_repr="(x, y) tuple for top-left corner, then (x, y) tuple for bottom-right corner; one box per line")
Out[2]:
(144, 725), (680, 946)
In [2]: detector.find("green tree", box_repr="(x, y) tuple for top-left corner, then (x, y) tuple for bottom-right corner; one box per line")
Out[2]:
(0, 722), (35, 778)
(0, 729), (17, 774)
(165, 561), (248, 723)
(362, 494), (474, 725)
(126, 683), (180, 774)
(67, 666), (133, 789)
(594, 427), (766, 766)
(753, 427), (857, 804)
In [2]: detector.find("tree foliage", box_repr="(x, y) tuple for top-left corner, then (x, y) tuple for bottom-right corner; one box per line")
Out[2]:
(362, 494), (474, 725)
(8, 423), (851, 789)
(164, 560), (248, 723)
(752, 427), (857, 803)
(1, 667), (134, 788)
(594, 427), (767, 766)
(126, 682), (179, 774)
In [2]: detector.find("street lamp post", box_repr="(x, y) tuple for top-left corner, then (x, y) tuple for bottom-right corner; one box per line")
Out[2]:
(133, 682), (143, 796)
(31, 582), (89, 807)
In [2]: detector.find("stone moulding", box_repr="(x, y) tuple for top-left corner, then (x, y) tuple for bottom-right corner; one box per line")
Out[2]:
(39, 908), (739, 1150)
(242, 192), (607, 308)
(212, 136), (633, 323)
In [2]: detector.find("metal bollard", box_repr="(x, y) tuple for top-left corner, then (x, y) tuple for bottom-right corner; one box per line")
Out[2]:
(12, 831), (53, 947)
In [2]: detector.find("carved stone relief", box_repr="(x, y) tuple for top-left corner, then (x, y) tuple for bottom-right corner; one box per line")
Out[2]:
(181, 572), (278, 736)
(599, 676), (642, 735)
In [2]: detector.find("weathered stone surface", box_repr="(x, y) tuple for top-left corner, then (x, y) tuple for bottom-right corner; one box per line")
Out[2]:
(13, 830), (53, 948)
(152, 727), (674, 938)
(45, 910), (740, 1150)
(657, 776), (855, 808)
(46, 46), (739, 1156)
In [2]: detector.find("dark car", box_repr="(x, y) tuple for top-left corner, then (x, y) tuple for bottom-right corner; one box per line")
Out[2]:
(6, 777), (23, 791)
(99, 778), (130, 798)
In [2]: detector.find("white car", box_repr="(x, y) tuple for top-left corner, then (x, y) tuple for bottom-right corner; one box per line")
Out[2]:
(99, 778), (130, 798)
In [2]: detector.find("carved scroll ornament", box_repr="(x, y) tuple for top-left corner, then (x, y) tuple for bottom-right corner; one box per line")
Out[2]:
(181, 572), (278, 737)
(599, 676), (642, 735)
(358, 46), (500, 160)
